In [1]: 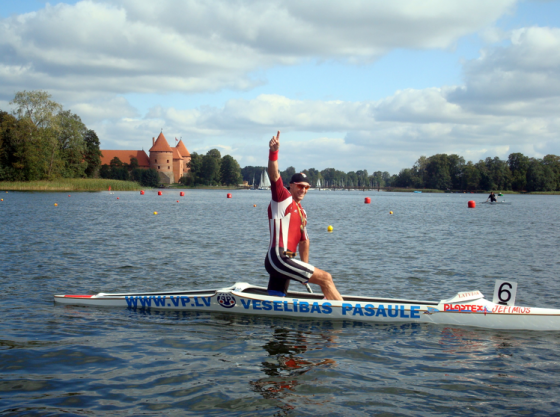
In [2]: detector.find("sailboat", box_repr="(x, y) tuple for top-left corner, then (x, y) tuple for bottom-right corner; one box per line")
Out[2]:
(250, 174), (256, 190)
(258, 170), (271, 190)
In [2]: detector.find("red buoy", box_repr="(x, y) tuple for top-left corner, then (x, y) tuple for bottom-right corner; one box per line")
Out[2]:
(140, 190), (145, 195)
(364, 197), (371, 204)
(227, 193), (232, 198)
(468, 200), (476, 208)
(158, 191), (162, 196)
(180, 192), (185, 197)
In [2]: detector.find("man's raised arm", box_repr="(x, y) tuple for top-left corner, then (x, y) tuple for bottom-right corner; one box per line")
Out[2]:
(268, 131), (280, 183)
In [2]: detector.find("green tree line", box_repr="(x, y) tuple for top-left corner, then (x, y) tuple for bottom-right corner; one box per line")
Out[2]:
(393, 153), (560, 191)
(241, 165), (392, 189)
(1, 90), (246, 187)
(180, 149), (243, 186)
(4, 92), (558, 192)
(99, 157), (160, 187)
(0, 91), (102, 181)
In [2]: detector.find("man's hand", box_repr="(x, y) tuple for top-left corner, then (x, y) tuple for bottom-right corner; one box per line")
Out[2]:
(269, 131), (280, 152)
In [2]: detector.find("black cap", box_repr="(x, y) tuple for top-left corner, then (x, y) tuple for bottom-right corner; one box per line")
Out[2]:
(290, 172), (309, 184)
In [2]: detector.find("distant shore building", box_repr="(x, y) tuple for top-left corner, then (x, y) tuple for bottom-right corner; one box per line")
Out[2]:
(100, 132), (191, 184)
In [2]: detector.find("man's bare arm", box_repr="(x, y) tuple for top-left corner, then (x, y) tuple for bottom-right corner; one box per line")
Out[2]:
(268, 131), (280, 182)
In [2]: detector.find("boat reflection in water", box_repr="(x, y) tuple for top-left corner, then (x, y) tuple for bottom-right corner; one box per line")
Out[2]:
(250, 327), (338, 413)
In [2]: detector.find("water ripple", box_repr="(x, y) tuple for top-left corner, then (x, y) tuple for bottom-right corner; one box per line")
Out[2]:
(2, 191), (560, 415)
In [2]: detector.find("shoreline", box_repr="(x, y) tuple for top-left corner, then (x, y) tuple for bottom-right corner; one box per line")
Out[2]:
(0, 179), (144, 192)
(1, 180), (559, 194)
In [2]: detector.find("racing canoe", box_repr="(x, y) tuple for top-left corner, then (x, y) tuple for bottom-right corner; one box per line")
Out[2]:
(480, 201), (512, 205)
(54, 281), (560, 331)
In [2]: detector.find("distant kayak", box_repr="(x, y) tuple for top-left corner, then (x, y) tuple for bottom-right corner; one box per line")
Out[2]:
(481, 200), (511, 205)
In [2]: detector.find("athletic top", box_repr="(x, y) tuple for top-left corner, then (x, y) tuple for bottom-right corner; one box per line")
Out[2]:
(268, 176), (308, 253)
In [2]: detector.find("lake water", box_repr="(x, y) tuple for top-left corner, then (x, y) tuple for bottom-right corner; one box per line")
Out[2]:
(1, 189), (560, 415)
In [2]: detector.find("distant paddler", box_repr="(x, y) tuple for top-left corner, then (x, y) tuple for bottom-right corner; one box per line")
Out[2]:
(264, 131), (343, 301)
(487, 191), (497, 203)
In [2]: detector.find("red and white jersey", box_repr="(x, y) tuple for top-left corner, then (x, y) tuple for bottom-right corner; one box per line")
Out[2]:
(268, 176), (308, 253)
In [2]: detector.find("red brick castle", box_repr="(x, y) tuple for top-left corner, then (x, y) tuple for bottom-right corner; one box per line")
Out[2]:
(100, 132), (191, 184)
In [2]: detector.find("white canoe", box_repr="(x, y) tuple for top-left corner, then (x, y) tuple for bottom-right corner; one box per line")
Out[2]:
(54, 282), (560, 331)
(480, 201), (512, 205)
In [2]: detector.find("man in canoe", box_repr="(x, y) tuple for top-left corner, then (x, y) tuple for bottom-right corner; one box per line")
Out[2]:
(487, 192), (497, 202)
(265, 131), (343, 301)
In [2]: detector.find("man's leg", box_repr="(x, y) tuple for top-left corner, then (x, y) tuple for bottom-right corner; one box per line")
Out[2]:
(308, 268), (343, 301)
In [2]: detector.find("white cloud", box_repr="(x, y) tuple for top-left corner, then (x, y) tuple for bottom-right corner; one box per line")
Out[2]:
(3, 0), (560, 174)
(0, 0), (516, 99)
(447, 27), (560, 111)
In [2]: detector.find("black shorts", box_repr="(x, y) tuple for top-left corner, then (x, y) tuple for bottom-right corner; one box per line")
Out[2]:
(265, 247), (315, 296)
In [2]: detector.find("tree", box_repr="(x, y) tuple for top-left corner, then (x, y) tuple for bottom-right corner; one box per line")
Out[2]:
(484, 157), (511, 191)
(99, 164), (111, 179)
(447, 154), (465, 190)
(463, 161), (481, 190)
(129, 157), (139, 170)
(220, 155), (242, 185)
(57, 110), (87, 178)
(394, 168), (415, 188)
(475, 160), (492, 190)
(413, 156), (428, 186)
(346, 171), (358, 187)
(371, 171), (384, 188)
(187, 152), (203, 184)
(241, 166), (266, 186)
(0, 113), (46, 181)
(302, 168), (320, 187)
(526, 159), (554, 192)
(280, 166), (296, 185)
(10, 91), (63, 180)
(110, 157), (123, 168)
(140, 168), (160, 187)
(10, 90), (62, 129)
(355, 169), (369, 187)
(201, 149), (222, 185)
(4, 91), (101, 181)
(508, 153), (530, 191)
(542, 154), (560, 191)
(382, 171), (392, 187)
(83, 130), (102, 177)
(425, 154), (452, 190)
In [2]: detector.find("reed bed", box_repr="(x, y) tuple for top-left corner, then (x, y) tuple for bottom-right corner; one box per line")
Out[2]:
(0, 179), (144, 192)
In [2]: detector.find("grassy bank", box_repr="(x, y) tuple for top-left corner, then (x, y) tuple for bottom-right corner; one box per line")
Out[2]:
(0, 179), (144, 192)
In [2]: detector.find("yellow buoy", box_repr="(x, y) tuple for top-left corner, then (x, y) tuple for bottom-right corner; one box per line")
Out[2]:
(253, 204), (257, 207)
(54, 203), (58, 206)
(154, 211), (158, 215)
(1, 199), (3, 201)
(389, 211), (393, 215)
(327, 225), (333, 232)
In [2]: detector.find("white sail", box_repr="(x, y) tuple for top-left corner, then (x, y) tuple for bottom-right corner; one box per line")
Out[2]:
(316, 178), (321, 188)
(259, 169), (271, 190)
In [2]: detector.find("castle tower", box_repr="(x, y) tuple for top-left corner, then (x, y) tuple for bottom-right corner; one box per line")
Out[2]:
(149, 132), (174, 184)
(176, 139), (191, 178)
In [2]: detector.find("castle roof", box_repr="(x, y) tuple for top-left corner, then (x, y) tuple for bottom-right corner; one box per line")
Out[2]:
(172, 147), (183, 160)
(100, 150), (150, 167)
(176, 139), (191, 157)
(149, 132), (173, 153)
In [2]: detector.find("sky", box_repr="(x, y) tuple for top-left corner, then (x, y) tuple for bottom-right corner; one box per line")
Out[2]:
(2, 0), (560, 174)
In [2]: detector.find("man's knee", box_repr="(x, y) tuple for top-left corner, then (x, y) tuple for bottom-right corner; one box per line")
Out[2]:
(310, 269), (333, 285)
